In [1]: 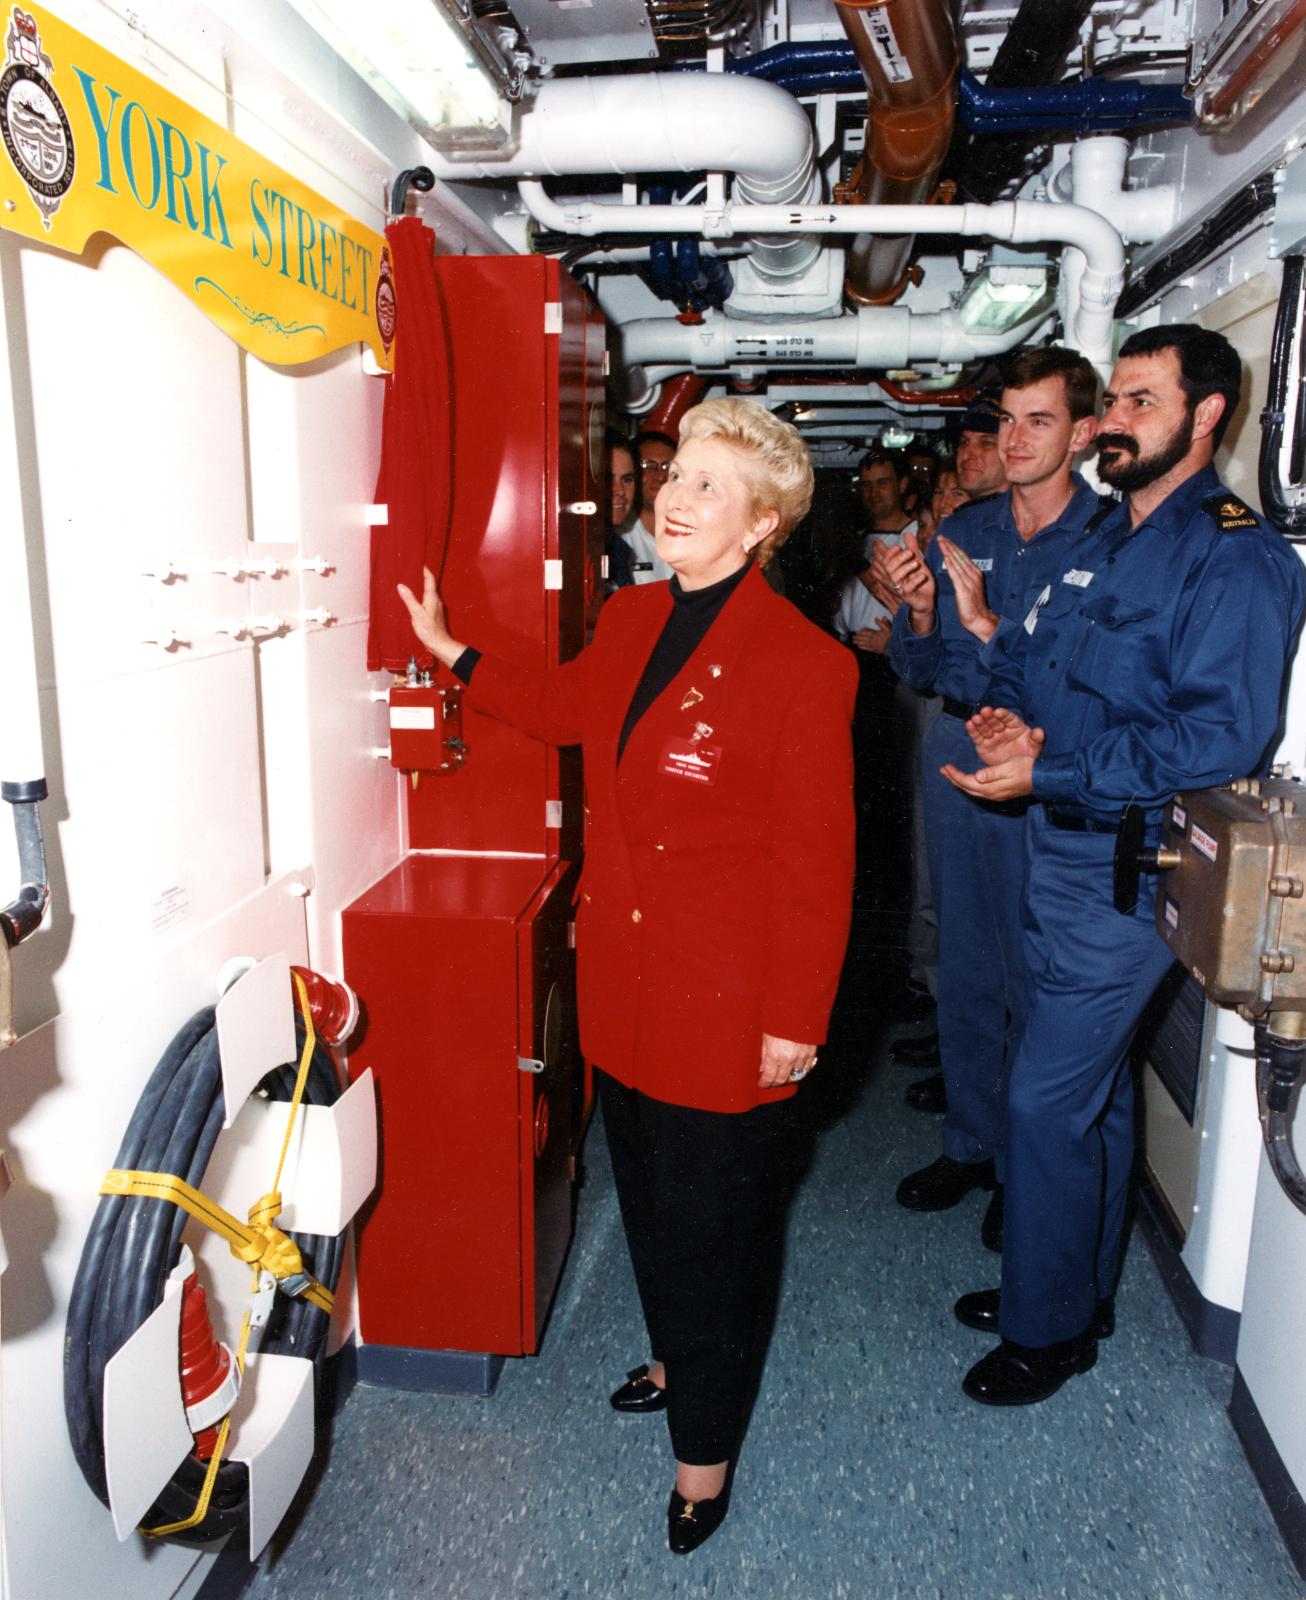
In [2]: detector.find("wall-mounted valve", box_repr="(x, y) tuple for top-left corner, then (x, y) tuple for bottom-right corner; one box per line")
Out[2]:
(1113, 802), (1181, 915)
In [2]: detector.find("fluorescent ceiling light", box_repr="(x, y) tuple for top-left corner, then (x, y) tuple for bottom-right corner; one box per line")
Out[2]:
(285, 0), (509, 154)
(956, 265), (1049, 334)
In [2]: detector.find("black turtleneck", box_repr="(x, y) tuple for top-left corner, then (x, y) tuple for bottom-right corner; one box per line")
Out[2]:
(450, 560), (752, 763)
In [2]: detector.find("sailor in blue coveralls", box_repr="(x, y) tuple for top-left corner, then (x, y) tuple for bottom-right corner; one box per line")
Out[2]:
(883, 351), (1106, 1248)
(942, 325), (1306, 1405)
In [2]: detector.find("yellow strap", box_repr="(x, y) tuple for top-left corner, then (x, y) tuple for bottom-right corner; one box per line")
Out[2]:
(107, 975), (334, 1538)
(99, 1168), (334, 1315)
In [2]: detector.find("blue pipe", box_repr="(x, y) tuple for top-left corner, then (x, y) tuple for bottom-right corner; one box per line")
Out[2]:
(639, 188), (732, 312)
(956, 69), (1192, 134)
(707, 45), (1191, 134)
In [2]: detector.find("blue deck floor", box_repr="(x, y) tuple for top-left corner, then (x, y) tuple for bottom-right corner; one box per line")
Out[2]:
(242, 947), (1306, 1600)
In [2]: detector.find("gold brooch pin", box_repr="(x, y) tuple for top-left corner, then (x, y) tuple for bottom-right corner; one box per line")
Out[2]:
(680, 687), (704, 711)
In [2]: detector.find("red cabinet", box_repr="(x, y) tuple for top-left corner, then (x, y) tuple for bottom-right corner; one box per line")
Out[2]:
(343, 856), (578, 1375)
(345, 258), (603, 1393)
(405, 255), (607, 861)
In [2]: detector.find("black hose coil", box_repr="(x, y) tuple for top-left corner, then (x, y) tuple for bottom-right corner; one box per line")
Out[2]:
(63, 1005), (345, 1541)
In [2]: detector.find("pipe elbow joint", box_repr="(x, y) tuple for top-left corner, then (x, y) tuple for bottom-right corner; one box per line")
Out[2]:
(1, 882), (49, 948)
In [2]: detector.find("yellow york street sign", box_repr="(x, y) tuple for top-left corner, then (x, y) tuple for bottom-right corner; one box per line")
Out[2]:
(0, 4), (395, 368)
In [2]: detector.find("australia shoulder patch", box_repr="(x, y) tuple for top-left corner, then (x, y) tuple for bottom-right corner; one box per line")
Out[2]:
(1203, 492), (1260, 532)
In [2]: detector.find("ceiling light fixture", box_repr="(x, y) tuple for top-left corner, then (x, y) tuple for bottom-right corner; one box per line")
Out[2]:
(285, 0), (512, 156)
(955, 264), (1050, 334)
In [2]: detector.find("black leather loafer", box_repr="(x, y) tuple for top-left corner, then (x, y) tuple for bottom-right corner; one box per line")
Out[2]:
(609, 1363), (667, 1413)
(888, 1031), (941, 1069)
(980, 1184), (1004, 1252)
(896, 1154), (996, 1211)
(954, 1288), (1116, 1340)
(962, 1335), (1097, 1406)
(904, 1073), (947, 1114)
(668, 1488), (730, 1554)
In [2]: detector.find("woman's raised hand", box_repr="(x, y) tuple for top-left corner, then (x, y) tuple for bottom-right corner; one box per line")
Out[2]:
(396, 567), (463, 667)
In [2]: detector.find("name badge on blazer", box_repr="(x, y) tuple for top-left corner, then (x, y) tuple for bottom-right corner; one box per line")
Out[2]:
(660, 738), (721, 785)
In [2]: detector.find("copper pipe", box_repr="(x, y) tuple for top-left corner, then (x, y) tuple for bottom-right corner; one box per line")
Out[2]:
(834, 0), (959, 306)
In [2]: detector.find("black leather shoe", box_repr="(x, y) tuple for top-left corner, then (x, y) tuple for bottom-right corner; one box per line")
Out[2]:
(981, 1184), (1004, 1252)
(904, 1073), (947, 1113)
(668, 1487), (730, 1554)
(896, 1154), (996, 1211)
(889, 1031), (941, 1069)
(954, 1288), (1116, 1341)
(962, 1335), (1097, 1406)
(609, 1363), (667, 1413)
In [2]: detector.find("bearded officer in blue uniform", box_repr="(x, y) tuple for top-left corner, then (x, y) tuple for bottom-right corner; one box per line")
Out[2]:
(943, 324), (1306, 1405)
(881, 351), (1106, 1249)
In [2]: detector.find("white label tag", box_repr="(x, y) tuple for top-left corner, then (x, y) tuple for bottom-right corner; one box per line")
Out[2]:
(390, 706), (436, 730)
(865, 8), (913, 82)
(1164, 896), (1180, 930)
(1191, 824), (1219, 863)
(1024, 584), (1052, 635)
(1171, 801), (1188, 831)
(972, 558), (993, 572)
(1063, 569), (1095, 588)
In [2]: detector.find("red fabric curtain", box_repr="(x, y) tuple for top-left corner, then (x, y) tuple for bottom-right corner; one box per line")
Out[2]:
(366, 217), (453, 672)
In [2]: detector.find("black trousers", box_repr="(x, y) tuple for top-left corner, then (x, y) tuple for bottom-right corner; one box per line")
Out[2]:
(596, 1069), (798, 1464)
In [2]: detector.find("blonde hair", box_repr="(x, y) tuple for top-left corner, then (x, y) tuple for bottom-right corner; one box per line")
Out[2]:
(677, 397), (814, 567)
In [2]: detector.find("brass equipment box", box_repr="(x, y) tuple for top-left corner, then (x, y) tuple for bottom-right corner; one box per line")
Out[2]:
(1157, 774), (1306, 1018)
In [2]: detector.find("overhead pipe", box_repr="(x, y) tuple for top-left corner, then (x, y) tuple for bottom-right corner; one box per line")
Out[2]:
(641, 374), (709, 437)
(1050, 136), (1177, 370)
(519, 185), (1125, 366)
(616, 302), (1055, 379)
(712, 48), (1193, 135)
(423, 75), (824, 286)
(957, 70), (1192, 135)
(1050, 137), (1178, 245)
(834, 0), (959, 305)
(953, 0), (1097, 202)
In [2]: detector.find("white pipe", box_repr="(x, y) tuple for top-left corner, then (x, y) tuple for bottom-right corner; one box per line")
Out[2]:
(1046, 138), (1175, 373)
(0, 237), (44, 791)
(617, 306), (1056, 388)
(526, 185), (1125, 365)
(1051, 137), (1179, 246)
(446, 75), (823, 284)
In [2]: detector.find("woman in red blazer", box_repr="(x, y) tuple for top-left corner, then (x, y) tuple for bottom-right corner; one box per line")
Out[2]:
(400, 399), (855, 1554)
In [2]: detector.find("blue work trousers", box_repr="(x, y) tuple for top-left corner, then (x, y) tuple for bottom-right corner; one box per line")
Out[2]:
(999, 806), (1177, 1347)
(922, 713), (1030, 1171)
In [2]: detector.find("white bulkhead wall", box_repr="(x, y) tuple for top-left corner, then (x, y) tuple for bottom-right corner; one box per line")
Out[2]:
(0, 3), (491, 1595)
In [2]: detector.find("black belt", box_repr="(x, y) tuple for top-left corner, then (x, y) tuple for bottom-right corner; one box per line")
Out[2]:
(1044, 806), (1121, 834)
(941, 697), (979, 722)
